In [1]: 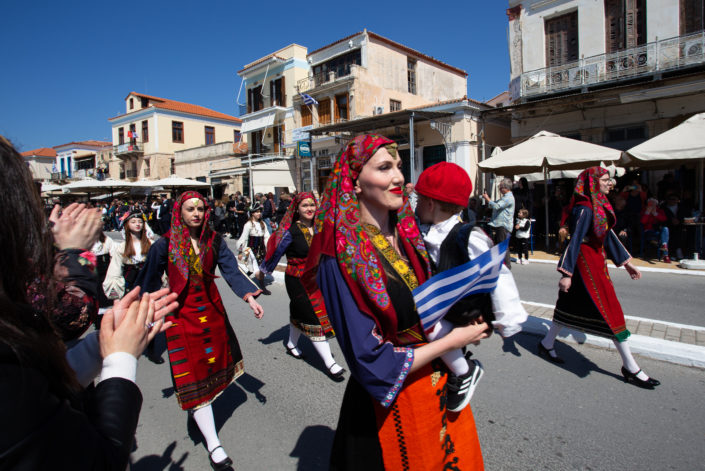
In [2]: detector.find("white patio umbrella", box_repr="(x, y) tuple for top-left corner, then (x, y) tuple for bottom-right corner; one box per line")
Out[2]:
(133, 175), (209, 196)
(479, 130), (623, 247)
(519, 163), (625, 182)
(60, 178), (136, 198)
(40, 182), (62, 193)
(623, 112), (705, 262)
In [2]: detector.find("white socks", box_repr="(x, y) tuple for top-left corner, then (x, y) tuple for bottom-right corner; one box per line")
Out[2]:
(427, 320), (470, 376)
(287, 324), (303, 357)
(312, 339), (343, 374)
(192, 405), (228, 463)
(541, 323), (563, 349)
(613, 339), (649, 380)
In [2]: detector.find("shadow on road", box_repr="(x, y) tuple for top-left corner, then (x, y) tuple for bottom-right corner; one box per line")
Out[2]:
(258, 324), (289, 345)
(131, 441), (188, 471)
(512, 332), (622, 381)
(290, 425), (335, 470)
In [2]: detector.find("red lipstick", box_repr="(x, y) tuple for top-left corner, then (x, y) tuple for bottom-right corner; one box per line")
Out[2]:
(389, 187), (403, 195)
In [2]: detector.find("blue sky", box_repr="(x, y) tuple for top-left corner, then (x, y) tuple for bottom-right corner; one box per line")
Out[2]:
(1, 0), (510, 151)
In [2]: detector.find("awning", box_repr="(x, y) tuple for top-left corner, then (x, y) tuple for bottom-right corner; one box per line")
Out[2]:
(209, 168), (248, 178)
(240, 110), (277, 134)
(309, 110), (453, 135)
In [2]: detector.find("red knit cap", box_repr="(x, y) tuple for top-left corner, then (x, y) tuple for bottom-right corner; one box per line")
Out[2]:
(415, 162), (472, 207)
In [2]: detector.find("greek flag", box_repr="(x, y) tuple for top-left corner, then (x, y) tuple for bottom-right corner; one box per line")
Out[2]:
(413, 239), (508, 332)
(300, 92), (318, 106)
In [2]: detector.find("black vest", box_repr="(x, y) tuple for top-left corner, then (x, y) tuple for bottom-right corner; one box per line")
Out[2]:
(432, 223), (494, 326)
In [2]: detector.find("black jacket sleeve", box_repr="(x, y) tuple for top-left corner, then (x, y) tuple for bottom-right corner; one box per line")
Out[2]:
(0, 345), (142, 470)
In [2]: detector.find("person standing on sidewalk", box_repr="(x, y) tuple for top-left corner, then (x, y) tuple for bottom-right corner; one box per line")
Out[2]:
(482, 178), (515, 268)
(538, 167), (660, 390)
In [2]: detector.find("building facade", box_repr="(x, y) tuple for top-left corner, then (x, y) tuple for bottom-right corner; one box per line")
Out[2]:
(504, 0), (705, 156)
(233, 44), (309, 196)
(108, 92), (242, 184)
(51, 140), (112, 182)
(21, 147), (57, 182)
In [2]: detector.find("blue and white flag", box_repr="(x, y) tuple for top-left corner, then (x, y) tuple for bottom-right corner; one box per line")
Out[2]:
(300, 92), (318, 106)
(413, 239), (508, 332)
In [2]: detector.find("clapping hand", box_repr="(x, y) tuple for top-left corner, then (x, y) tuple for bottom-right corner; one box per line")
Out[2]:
(111, 286), (179, 333)
(50, 203), (103, 250)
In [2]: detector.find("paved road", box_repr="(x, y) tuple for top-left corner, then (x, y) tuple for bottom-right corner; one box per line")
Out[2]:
(510, 260), (705, 327)
(126, 275), (705, 471)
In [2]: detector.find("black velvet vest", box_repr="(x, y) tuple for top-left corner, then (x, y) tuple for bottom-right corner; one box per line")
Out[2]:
(433, 223), (494, 326)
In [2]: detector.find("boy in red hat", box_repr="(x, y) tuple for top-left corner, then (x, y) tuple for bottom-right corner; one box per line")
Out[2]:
(414, 162), (527, 412)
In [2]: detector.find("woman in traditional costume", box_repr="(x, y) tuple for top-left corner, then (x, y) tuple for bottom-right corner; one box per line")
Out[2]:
(258, 192), (344, 379)
(539, 167), (660, 389)
(303, 134), (490, 470)
(136, 191), (264, 471)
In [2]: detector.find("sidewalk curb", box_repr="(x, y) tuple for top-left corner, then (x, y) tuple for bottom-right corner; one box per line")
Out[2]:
(263, 270), (705, 369)
(527, 257), (705, 276)
(521, 315), (705, 369)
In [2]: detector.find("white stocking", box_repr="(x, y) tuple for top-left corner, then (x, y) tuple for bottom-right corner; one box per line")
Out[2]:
(426, 320), (469, 376)
(312, 339), (343, 374)
(541, 322), (563, 350)
(192, 405), (227, 462)
(287, 323), (302, 356)
(613, 339), (649, 380)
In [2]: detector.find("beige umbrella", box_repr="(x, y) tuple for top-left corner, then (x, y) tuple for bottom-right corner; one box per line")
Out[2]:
(479, 130), (623, 247)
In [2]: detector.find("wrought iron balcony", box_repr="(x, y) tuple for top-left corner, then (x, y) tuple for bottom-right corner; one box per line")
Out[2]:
(296, 65), (358, 93)
(520, 31), (705, 99)
(113, 140), (144, 159)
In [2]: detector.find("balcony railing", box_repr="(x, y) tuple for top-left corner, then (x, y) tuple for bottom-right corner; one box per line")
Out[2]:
(114, 140), (144, 158)
(51, 172), (68, 181)
(125, 169), (138, 178)
(520, 31), (705, 99)
(296, 64), (359, 93)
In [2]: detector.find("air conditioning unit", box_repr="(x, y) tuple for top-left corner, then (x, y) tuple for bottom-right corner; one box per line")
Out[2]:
(373, 106), (384, 115)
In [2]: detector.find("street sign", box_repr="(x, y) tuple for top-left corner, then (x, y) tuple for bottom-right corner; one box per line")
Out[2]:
(292, 125), (313, 142)
(298, 141), (311, 157)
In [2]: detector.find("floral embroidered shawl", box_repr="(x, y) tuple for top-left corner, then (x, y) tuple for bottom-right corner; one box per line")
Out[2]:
(303, 134), (430, 343)
(167, 191), (215, 294)
(264, 192), (317, 261)
(562, 167), (615, 240)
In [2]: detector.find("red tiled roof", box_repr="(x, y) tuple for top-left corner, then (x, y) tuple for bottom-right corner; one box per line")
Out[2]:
(53, 140), (112, 150)
(113, 92), (242, 123)
(21, 147), (56, 157)
(308, 31), (467, 77)
(238, 54), (287, 74)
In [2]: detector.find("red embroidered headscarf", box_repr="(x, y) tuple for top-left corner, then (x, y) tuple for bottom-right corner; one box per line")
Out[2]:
(264, 191), (317, 261)
(562, 167), (615, 240)
(167, 191), (215, 294)
(303, 134), (430, 343)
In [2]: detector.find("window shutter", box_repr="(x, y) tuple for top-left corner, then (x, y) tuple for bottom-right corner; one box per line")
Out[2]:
(280, 76), (286, 107)
(605, 0), (625, 52)
(545, 11), (579, 66)
(247, 89), (253, 114)
(681, 0), (705, 34)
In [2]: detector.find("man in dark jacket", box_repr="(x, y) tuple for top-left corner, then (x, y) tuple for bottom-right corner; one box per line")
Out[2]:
(158, 194), (172, 234)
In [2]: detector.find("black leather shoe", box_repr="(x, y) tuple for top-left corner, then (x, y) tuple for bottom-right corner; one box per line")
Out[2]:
(537, 341), (564, 364)
(286, 345), (304, 360)
(209, 446), (234, 470)
(621, 367), (660, 389)
(327, 363), (346, 381)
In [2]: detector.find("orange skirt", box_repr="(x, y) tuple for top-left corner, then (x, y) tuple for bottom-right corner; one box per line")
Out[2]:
(374, 363), (484, 470)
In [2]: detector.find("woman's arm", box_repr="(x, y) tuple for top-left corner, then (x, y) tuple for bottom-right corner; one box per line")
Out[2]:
(134, 238), (169, 293)
(216, 236), (262, 305)
(236, 222), (251, 251)
(556, 206), (591, 277)
(102, 243), (126, 300)
(259, 231), (291, 275)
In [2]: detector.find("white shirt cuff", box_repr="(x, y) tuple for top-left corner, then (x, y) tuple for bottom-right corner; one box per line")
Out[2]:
(100, 352), (138, 383)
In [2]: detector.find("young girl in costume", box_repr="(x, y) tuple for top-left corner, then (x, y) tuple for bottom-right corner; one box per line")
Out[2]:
(258, 192), (344, 379)
(540, 167), (660, 389)
(103, 211), (162, 363)
(236, 203), (270, 273)
(304, 134), (490, 470)
(136, 191), (264, 471)
(514, 208), (531, 264)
